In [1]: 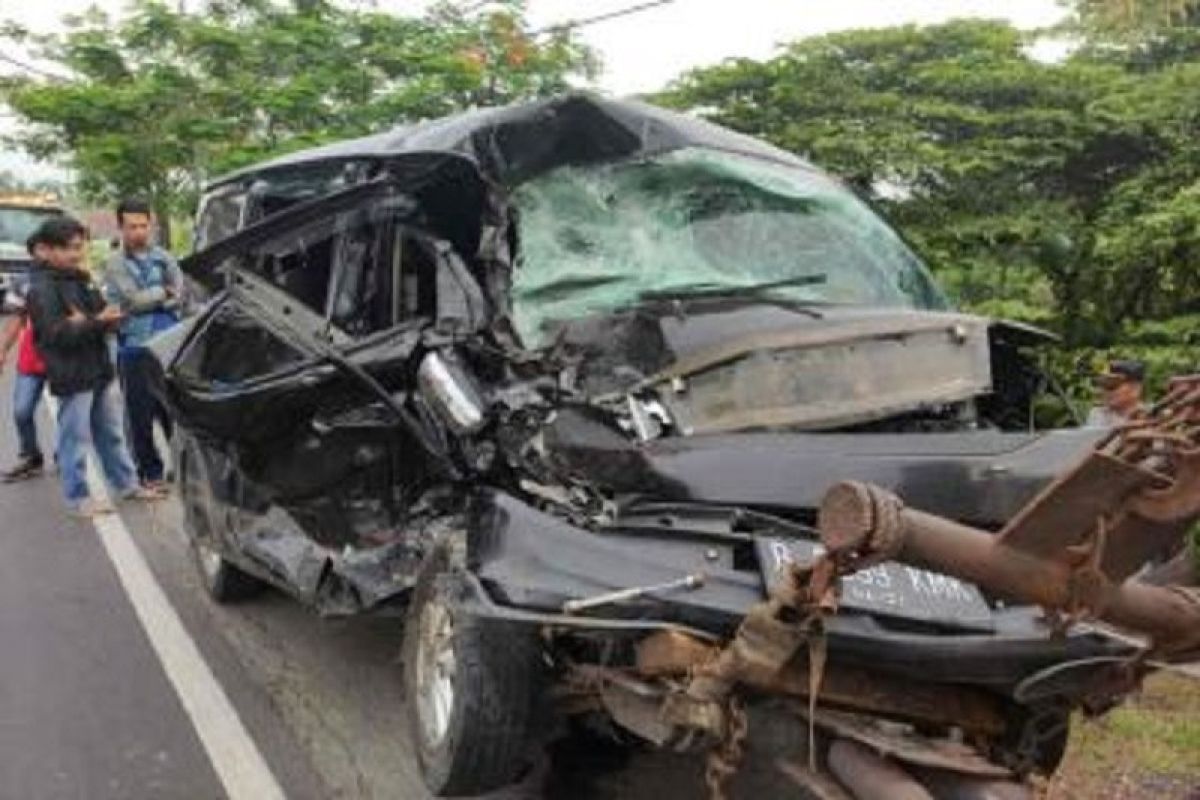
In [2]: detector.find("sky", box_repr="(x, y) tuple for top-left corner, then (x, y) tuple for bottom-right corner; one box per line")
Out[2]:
(0, 0), (1068, 180)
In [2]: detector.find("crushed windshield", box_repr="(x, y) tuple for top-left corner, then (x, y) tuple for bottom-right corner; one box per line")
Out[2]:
(511, 148), (948, 347)
(0, 207), (61, 248)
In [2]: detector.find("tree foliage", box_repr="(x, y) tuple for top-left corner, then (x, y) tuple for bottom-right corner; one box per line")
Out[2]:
(1071, 0), (1200, 38)
(660, 20), (1200, 361)
(0, 0), (594, 226)
(5, 1), (1198, 402)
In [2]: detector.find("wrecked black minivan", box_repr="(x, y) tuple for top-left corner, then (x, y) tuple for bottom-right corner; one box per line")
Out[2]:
(157, 94), (1131, 797)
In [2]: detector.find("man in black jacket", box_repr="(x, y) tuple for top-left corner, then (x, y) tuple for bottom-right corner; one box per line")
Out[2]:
(25, 216), (157, 516)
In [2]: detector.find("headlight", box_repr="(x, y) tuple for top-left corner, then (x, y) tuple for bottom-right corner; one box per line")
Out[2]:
(417, 351), (486, 434)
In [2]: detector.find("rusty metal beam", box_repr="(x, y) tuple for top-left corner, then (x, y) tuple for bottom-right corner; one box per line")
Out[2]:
(818, 481), (1200, 658)
(636, 629), (718, 677)
(634, 625), (1006, 735)
(743, 658), (1007, 736)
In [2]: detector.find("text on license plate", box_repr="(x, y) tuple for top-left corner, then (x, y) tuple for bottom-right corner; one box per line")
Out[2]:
(757, 537), (994, 631)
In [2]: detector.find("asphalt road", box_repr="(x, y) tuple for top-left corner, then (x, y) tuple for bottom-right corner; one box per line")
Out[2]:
(0, 364), (811, 800)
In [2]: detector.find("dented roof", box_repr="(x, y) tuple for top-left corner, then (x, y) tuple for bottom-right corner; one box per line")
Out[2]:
(206, 92), (815, 190)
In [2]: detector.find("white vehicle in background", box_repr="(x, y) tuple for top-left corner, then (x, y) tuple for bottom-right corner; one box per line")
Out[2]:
(0, 193), (62, 309)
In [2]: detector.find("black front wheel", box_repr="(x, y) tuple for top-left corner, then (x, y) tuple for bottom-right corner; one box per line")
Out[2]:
(402, 549), (542, 796)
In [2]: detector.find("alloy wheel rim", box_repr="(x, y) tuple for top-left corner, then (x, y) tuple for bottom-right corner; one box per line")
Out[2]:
(415, 598), (457, 747)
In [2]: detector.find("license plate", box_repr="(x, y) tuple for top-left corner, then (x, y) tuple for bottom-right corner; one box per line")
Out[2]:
(756, 537), (994, 632)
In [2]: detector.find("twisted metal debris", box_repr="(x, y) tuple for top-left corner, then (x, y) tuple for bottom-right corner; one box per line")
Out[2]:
(819, 376), (1200, 661)
(648, 381), (1200, 798)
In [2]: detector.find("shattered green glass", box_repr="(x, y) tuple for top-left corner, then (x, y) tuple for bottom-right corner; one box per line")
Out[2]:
(511, 147), (947, 347)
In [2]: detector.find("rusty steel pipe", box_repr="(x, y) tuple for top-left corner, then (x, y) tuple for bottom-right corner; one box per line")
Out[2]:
(827, 739), (934, 800)
(818, 482), (1200, 657)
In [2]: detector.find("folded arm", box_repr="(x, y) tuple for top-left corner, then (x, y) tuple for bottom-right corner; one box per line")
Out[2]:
(105, 252), (168, 313)
(28, 284), (106, 350)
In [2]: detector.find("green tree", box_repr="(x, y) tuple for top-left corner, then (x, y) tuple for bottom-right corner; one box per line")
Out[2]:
(1070, 0), (1200, 38)
(660, 20), (1199, 349)
(0, 0), (594, 240)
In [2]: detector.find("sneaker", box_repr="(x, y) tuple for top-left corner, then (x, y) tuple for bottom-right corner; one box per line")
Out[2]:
(141, 479), (170, 495)
(121, 486), (163, 503)
(70, 497), (116, 518)
(2, 456), (44, 483)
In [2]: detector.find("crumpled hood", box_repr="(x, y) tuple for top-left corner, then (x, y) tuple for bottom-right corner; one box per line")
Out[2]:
(550, 302), (992, 401)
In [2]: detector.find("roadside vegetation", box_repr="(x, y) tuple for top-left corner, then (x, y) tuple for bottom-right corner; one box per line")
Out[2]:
(1051, 672), (1200, 798)
(0, 0), (594, 243)
(5, 2), (1199, 409)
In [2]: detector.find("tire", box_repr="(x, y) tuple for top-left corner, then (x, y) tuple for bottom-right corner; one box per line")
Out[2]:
(402, 549), (541, 797)
(177, 434), (264, 604)
(998, 701), (1071, 777)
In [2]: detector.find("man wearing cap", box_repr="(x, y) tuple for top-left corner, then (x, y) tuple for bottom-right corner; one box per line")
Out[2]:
(1085, 359), (1147, 427)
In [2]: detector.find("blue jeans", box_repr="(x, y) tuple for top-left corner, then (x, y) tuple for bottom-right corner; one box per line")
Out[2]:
(13, 371), (46, 461)
(56, 381), (138, 507)
(117, 348), (172, 482)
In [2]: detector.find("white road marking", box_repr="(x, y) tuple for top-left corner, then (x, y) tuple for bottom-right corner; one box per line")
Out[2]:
(47, 382), (286, 799)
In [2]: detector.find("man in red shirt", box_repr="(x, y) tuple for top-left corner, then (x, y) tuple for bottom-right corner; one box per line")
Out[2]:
(0, 238), (48, 481)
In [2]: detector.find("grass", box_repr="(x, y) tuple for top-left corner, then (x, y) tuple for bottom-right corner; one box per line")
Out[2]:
(1046, 672), (1200, 799)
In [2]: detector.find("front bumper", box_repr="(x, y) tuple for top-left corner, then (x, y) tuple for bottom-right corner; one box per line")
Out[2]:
(467, 491), (1131, 688)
